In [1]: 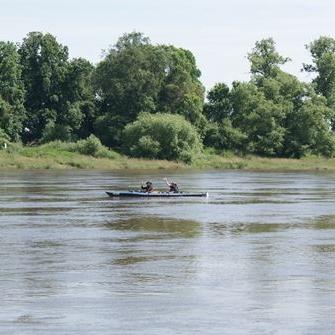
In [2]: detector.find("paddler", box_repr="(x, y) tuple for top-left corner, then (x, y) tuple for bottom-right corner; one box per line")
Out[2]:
(164, 177), (179, 193)
(141, 181), (154, 193)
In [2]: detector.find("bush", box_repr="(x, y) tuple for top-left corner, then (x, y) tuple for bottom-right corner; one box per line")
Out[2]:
(41, 121), (73, 142)
(122, 112), (202, 162)
(0, 128), (10, 148)
(203, 120), (247, 152)
(41, 135), (120, 159)
(133, 136), (161, 158)
(284, 100), (335, 158)
(94, 115), (122, 147)
(75, 134), (103, 156)
(220, 119), (248, 151)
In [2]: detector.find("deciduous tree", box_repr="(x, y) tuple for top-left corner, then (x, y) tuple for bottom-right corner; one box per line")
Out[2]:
(0, 41), (26, 141)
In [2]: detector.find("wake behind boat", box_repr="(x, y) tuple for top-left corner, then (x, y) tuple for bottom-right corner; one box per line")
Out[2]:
(106, 191), (209, 198)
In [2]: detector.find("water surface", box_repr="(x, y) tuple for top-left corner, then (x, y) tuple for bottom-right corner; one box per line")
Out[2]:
(1, 170), (335, 334)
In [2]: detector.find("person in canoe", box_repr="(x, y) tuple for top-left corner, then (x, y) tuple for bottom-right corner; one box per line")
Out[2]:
(141, 181), (154, 193)
(164, 178), (179, 193)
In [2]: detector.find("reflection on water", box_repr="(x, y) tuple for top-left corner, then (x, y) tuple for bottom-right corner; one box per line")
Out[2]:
(314, 244), (335, 253)
(105, 217), (200, 266)
(1, 170), (335, 334)
(211, 222), (288, 235)
(310, 214), (335, 230)
(105, 217), (200, 237)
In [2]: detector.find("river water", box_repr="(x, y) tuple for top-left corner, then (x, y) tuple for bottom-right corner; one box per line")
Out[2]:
(1, 170), (335, 334)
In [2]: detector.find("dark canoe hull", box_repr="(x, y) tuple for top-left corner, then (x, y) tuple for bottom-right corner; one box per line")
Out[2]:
(106, 191), (208, 198)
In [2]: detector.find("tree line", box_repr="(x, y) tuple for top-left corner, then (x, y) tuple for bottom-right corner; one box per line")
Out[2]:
(1, 31), (335, 161)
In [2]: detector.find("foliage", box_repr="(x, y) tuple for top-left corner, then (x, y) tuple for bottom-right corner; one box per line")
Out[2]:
(203, 120), (247, 152)
(19, 32), (69, 140)
(204, 83), (231, 123)
(123, 113), (202, 162)
(93, 32), (205, 146)
(0, 127), (10, 147)
(248, 38), (290, 78)
(63, 58), (96, 138)
(231, 82), (286, 155)
(41, 121), (72, 143)
(0, 41), (26, 141)
(205, 81), (287, 156)
(204, 38), (335, 158)
(93, 114), (123, 147)
(157, 45), (206, 132)
(41, 135), (120, 159)
(284, 96), (335, 157)
(303, 37), (335, 111)
(93, 33), (164, 145)
(19, 33), (95, 142)
(1, 31), (335, 161)
(74, 134), (106, 156)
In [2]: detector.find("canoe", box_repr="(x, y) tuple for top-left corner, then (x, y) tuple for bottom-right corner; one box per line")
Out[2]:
(106, 191), (209, 198)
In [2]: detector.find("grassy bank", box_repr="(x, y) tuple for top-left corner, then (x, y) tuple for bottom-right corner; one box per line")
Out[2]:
(0, 143), (184, 170)
(192, 151), (335, 171)
(1, 142), (335, 171)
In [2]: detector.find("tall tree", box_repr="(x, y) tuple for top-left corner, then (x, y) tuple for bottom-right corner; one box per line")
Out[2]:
(19, 32), (69, 141)
(157, 46), (206, 130)
(93, 32), (164, 145)
(93, 32), (205, 146)
(204, 83), (231, 123)
(230, 81), (286, 156)
(284, 93), (335, 157)
(248, 38), (290, 78)
(204, 38), (335, 158)
(303, 37), (335, 110)
(0, 41), (26, 141)
(62, 58), (96, 139)
(19, 32), (95, 142)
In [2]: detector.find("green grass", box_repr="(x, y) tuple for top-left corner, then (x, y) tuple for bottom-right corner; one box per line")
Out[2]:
(192, 149), (335, 171)
(1, 143), (335, 171)
(0, 142), (184, 170)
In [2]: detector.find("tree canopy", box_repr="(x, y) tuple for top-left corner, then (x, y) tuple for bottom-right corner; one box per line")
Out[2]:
(303, 37), (335, 112)
(0, 41), (26, 141)
(93, 32), (205, 146)
(204, 37), (335, 157)
(18, 32), (95, 142)
(0, 31), (335, 160)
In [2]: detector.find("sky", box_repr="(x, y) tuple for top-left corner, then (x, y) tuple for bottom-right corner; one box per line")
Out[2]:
(1, 0), (334, 90)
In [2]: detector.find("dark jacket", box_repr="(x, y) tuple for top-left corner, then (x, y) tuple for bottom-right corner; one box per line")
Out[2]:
(141, 182), (154, 192)
(169, 183), (179, 193)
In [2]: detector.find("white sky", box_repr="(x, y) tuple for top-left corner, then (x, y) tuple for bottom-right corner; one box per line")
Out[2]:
(1, 0), (334, 90)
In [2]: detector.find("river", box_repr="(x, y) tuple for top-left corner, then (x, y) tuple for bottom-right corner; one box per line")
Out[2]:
(1, 170), (335, 334)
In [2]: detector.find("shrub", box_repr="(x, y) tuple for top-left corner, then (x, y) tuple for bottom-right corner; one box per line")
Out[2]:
(41, 135), (120, 159)
(94, 115), (121, 147)
(133, 136), (161, 158)
(75, 134), (103, 156)
(0, 128), (10, 148)
(219, 119), (248, 152)
(122, 113), (202, 162)
(41, 121), (73, 142)
(203, 120), (247, 152)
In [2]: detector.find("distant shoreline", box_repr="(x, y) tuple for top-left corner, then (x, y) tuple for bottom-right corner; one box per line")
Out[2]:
(1, 146), (335, 171)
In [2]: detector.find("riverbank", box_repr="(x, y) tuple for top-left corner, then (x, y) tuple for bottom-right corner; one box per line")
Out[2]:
(1, 144), (335, 171)
(0, 144), (183, 170)
(192, 152), (335, 171)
